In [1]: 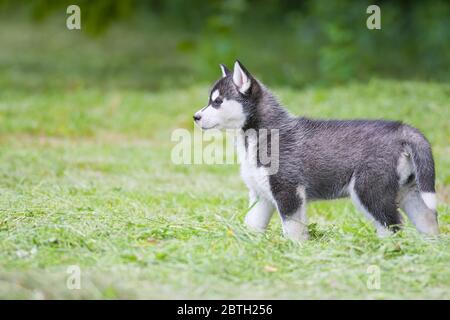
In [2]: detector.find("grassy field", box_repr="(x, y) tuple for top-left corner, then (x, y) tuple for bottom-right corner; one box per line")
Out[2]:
(0, 17), (449, 299)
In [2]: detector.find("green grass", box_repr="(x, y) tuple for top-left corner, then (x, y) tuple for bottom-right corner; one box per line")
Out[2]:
(0, 17), (449, 299)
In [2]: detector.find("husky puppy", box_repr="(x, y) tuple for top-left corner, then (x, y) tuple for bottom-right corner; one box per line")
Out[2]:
(194, 61), (439, 241)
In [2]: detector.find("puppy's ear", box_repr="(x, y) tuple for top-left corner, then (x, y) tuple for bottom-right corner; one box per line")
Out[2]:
(219, 64), (230, 78)
(232, 60), (252, 94)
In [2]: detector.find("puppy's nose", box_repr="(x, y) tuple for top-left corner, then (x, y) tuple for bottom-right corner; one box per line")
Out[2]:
(193, 114), (201, 121)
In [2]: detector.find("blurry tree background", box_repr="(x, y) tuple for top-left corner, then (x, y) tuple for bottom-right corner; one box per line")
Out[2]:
(0, 0), (448, 89)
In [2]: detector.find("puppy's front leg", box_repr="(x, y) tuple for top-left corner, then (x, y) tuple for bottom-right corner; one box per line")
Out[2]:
(275, 187), (309, 242)
(244, 191), (274, 232)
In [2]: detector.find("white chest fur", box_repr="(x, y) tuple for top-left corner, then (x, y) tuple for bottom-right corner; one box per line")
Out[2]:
(236, 133), (274, 202)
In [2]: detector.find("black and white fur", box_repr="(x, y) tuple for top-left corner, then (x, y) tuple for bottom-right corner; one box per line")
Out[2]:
(194, 61), (439, 241)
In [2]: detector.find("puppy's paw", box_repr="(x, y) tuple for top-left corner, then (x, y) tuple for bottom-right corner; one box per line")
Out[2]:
(282, 219), (309, 242)
(244, 211), (268, 232)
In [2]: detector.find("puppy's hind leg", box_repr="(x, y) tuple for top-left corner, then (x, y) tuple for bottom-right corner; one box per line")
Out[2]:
(399, 185), (439, 235)
(244, 191), (274, 232)
(349, 175), (402, 237)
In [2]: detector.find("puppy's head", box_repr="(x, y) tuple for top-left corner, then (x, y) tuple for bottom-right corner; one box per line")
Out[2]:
(194, 60), (260, 130)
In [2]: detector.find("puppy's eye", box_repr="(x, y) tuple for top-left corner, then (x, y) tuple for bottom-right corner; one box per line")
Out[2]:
(212, 97), (223, 107)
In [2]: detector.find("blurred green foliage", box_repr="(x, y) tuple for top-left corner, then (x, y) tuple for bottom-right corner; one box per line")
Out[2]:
(0, 0), (449, 87)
